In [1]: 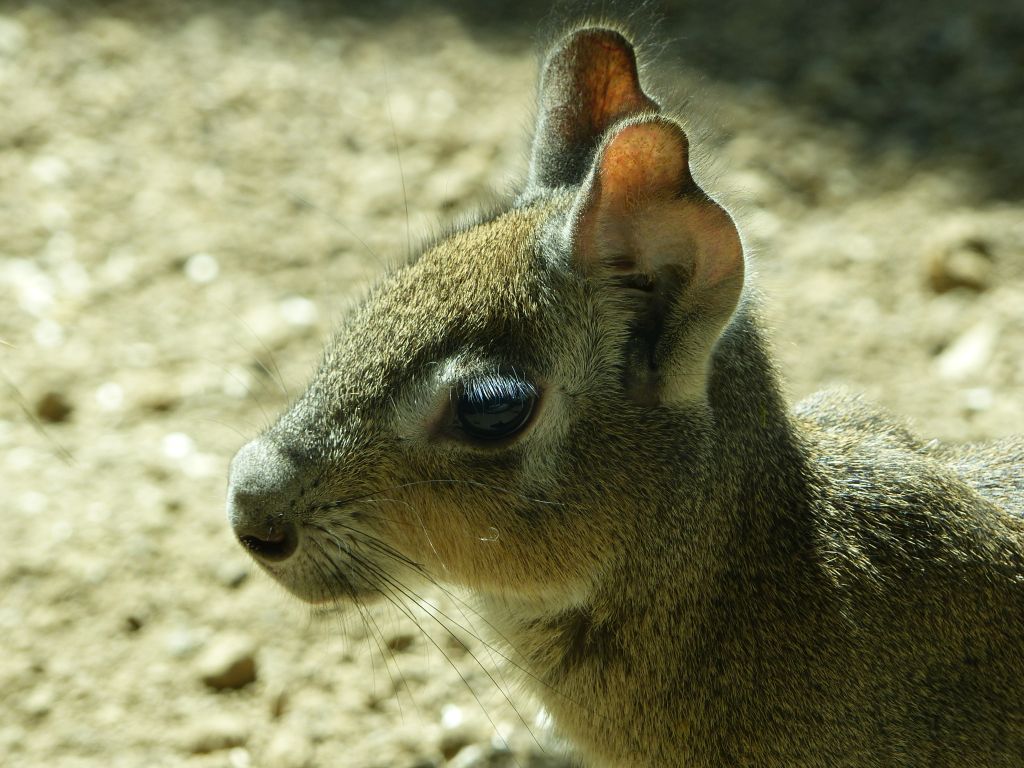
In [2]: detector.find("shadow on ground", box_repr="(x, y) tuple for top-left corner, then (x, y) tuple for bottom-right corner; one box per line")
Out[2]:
(51, 0), (1024, 202)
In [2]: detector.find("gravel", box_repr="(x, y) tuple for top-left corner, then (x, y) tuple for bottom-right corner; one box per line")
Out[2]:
(1, 2), (1021, 766)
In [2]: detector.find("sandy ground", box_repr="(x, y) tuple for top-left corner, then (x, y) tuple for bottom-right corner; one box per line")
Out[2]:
(1, 2), (1022, 767)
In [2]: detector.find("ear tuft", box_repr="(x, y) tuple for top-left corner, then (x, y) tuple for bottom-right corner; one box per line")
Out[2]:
(528, 28), (659, 190)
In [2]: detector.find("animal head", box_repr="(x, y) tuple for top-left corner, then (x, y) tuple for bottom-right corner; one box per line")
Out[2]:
(226, 27), (743, 611)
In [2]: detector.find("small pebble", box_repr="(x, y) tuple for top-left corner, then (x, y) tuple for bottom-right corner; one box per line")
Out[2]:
(927, 245), (992, 293)
(222, 366), (255, 399)
(963, 387), (994, 413)
(183, 714), (249, 754)
(195, 634), (257, 690)
(33, 319), (64, 348)
(936, 321), (1000, 381)
(267, 682), (289, 720)
(165, 626), (204, 658)
(261, 729), (314, 768)
(278, 295), (317, 327)
(34, 391), (72, 423)
(94, 382), (124, 412)
(17, 491), (46, 516)
(440, 725), (476, 761)
(0, 725), (28, 756)
(23, 686), (54, 718)
(30, 155), (69, 186)
(441, 703), (464, 729)
(217, 560), (250, 589)
(924, 222), (994, 294)
(0, 16), (27, 56)
(446, 744), (487, 768)
(386, 631), (416, 652)
(185, 252), (220, 284)
(162, 432), (195, 461)
(139, 389), (179, 413)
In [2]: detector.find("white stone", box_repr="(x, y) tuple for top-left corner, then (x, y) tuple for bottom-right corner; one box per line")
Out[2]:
(0, 17), (27, 56)
(33, 319), (64, 348)
(223, 365), (255, 399)
(162, 432), (195, 460)
(441, 703), (464, 729)
(278, 295), (317, 327)
(38, 200), (70, 230)
(963, 387), (994, 413)
(17, 490), (46, 516)
(446, 745), (486, 768)
(95, 382), (125, 411)
(936, 321), (1000, 381)
(185, 252), (220, 284)
(30, 155), (70, 186)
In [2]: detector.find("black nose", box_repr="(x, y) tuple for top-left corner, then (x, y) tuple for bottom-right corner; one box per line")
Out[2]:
(234, 513), (298, 563)
(227, 439), (301, 564)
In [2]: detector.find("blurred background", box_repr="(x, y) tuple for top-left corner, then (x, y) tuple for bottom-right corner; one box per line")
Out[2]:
(1, 1), (1022, 766)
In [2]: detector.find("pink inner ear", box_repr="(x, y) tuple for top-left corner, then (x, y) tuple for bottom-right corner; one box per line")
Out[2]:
(574, 117), (743, 295)
(571, 32), (659, 134)
(598, 122), (691, 213)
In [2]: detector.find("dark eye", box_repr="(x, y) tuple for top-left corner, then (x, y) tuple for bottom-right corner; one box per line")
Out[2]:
(455, 377), (537, 442)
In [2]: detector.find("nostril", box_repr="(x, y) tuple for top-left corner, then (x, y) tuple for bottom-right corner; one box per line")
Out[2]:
(238, 523), (298, 563)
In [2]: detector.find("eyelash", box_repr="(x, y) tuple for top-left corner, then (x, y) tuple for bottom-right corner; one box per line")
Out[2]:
(458, 375), (538, 405)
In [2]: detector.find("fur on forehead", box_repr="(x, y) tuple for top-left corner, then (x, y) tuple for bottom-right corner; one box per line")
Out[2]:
(319, 202), (565, 400)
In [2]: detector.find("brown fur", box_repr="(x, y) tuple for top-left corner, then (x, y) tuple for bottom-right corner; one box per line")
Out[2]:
(227, 27), (1024, 767)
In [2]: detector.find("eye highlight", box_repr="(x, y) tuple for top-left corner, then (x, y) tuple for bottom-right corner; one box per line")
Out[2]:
(454, 375), (538, 442)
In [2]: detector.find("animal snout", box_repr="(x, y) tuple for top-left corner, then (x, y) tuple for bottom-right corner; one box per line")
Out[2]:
(226, 439), (300, 564)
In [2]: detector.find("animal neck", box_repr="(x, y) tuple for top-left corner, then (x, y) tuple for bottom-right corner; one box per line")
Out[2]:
(677, 296), (818, 583)
(707, 296), (802, 473)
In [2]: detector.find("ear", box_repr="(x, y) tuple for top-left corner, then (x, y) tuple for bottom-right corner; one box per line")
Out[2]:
(527, 27), (659, 190)
(567, 116), (744, 405)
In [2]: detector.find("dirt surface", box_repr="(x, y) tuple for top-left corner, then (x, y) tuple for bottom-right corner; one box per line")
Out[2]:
(1, 2), (1022, 767)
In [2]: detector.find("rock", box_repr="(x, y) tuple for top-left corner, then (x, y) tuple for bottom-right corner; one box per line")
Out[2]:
(438, 708), (501, 765)
(184, 252), (220, 284)
(23, 685), (54, 718)
(139, 390), (180, 413)
(261, 729), (314, 768)
(385, 631), (416, 653)
(266, 682), (289, 719)
(196, 634), (257, 690)
(216, 560), (250, 589)
(162, 432), (196, 461)
(278, 295), (318, 327)
(935, 321), (1000, 381)
(183, 713), (249, 754)
(0, 724), (28, 756)
(439, 724), (475, 760)
(963, 387), (994, 414)
(34, 391), (72, 423)
(94, 381), (125, 412)
(446, 745), (487, 768)
(924, 222), (994, 293)
(165, 625), (204, 658)
(440, 703), (464, 730)
(0, 16), (27, 56)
